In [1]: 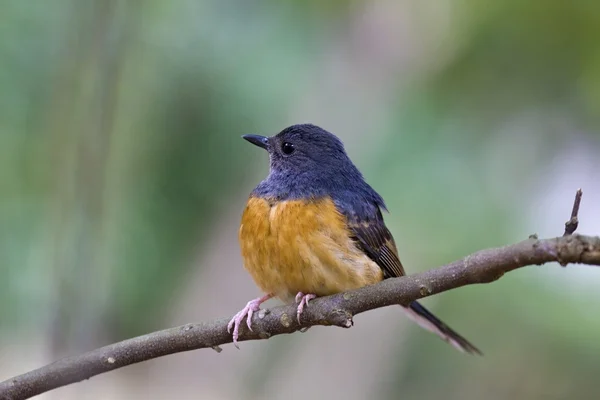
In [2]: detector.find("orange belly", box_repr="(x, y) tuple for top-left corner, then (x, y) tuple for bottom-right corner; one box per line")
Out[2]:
(239, 196), (384, 303)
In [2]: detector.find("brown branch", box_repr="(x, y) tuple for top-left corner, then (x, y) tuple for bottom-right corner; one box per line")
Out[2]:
(2, 235), (600, 399)
(564, 189), (583, 236)
(1, 190), (597, 400)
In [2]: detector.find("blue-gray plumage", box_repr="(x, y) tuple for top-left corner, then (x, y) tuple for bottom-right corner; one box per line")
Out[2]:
(252, 124), (386, 206)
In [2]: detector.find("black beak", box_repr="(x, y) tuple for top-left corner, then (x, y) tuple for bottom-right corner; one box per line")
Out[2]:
(242, 134), (269, 150)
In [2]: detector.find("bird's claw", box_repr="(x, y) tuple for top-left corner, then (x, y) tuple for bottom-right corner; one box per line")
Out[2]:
(295, 292), (317, 324)
(228, 294), (272, 347)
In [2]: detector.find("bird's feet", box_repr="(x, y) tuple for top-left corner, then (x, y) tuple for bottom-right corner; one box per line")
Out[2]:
(295, 292), (317, 324)
(227, 294), (273, 348)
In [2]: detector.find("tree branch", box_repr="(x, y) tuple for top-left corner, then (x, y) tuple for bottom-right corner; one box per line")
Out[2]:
(2, 194), (598, 400)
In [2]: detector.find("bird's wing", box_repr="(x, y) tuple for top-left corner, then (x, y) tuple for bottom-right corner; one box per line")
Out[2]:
(335, 198), (405, 278)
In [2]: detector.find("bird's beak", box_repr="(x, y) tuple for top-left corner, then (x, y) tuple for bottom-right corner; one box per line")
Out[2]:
(242, 134), (269, 150)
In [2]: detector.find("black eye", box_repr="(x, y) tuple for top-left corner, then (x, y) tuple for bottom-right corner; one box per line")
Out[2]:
(281, 142), (295, 155)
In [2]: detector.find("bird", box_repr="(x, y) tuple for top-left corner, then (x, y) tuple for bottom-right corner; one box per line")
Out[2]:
(228, 123), (481, 355)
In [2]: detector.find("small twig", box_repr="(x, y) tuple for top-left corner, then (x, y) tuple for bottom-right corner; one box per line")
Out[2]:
(564, 189), (583, 236)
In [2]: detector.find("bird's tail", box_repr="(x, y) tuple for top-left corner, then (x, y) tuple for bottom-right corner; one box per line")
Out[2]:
(402, 301), (482, 355)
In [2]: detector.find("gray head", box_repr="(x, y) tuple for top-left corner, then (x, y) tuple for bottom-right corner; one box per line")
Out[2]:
(242, 124), (381, 204)
(243, 124), (351, 175)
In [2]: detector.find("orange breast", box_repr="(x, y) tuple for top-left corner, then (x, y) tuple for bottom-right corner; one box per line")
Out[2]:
(239, 196), (384, 303)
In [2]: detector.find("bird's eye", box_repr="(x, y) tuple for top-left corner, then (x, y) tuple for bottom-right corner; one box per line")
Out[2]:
(281, 142), (295, 155)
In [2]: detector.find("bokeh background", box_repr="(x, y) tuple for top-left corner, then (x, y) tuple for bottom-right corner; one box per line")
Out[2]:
(2, 1), (600, 399)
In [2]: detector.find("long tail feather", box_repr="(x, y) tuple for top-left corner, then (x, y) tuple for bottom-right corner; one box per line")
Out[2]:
(402, 301), (482, 355)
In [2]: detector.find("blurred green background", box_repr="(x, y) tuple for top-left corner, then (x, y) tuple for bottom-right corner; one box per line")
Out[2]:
(2, 1), (600, 399)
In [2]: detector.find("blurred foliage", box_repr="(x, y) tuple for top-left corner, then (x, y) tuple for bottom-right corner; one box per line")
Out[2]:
(1, 1), (600, 399)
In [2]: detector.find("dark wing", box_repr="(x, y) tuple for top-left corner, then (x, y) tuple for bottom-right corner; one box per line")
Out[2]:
(335, 197), (405, 278)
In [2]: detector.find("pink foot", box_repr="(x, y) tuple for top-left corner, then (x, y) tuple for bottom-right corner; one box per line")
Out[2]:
(295, 292), (317, 324)
(227, 294), (272, 348)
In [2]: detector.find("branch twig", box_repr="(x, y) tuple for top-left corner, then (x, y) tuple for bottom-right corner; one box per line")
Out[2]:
(564, 189), (583, 236)
(1, 191), (597, 400)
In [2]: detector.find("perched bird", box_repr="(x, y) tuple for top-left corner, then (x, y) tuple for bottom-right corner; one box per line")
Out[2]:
(228, 124), (480, 354)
